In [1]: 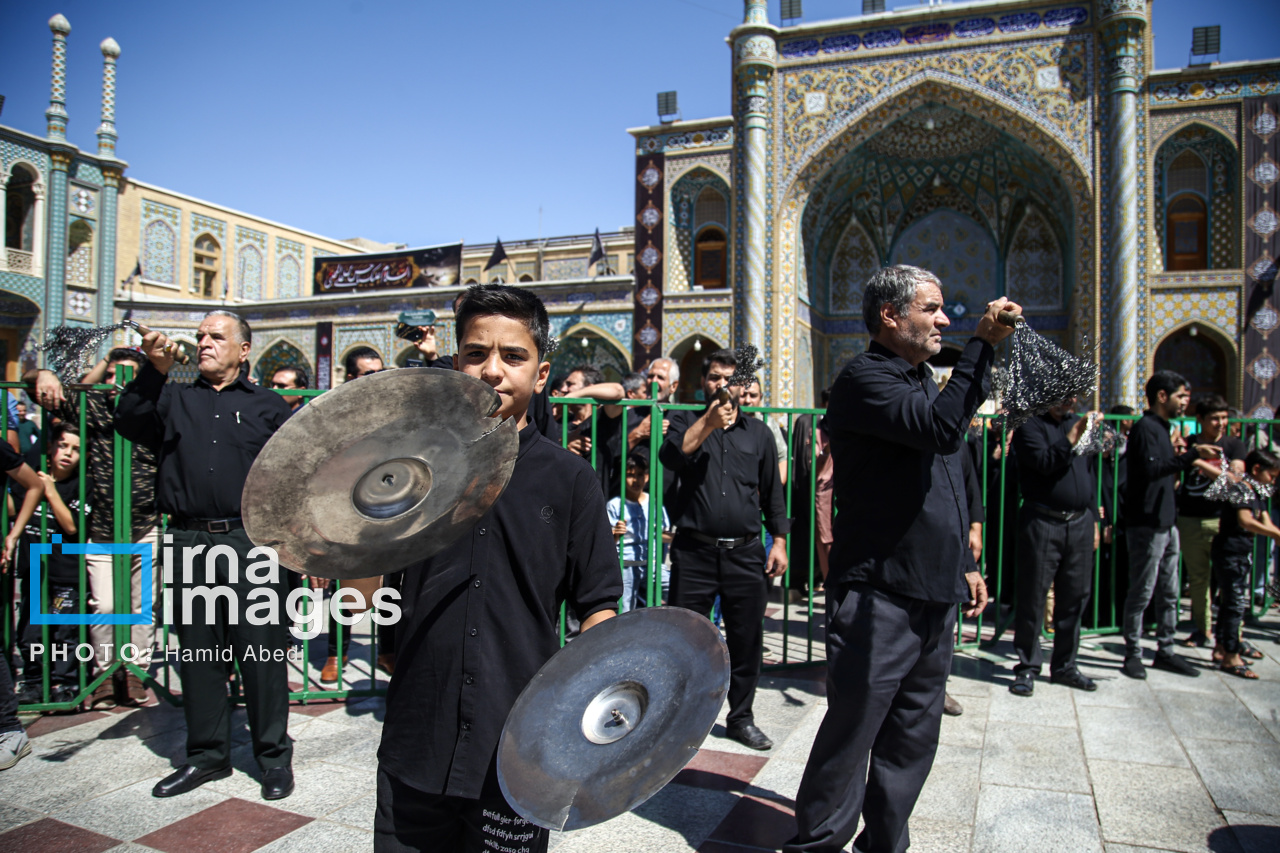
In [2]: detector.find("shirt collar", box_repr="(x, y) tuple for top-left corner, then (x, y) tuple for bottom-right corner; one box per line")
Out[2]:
(194, 370), (252, 392)
(868, 339), (932, 383)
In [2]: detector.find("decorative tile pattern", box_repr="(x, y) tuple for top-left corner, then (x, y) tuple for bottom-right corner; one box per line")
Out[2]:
(275, 238), (304, 300)
(828, 219), (878, 316)
(669, 169), (732, 294)
(1006, 205), (1063, 310)
(543, 257), (589, 281)
(235, 226), (268, 301)
(71, 160), (103, 186)
(667, 152), (733, 185)
(891, 210), (998, 311)
(141, 200), (181, 285)
(1150, 288), (1238, 342)
(1152, 124), (1238, 270)
(1149, 105), (1239, 150)
(335, 324), (395, 370)
(664, 308), (731, 352)
(1148, 71), (1280, 105)
(636, 126), (734, 155)
(779, 37), (1095, 190)
(0, 136), (50, 180)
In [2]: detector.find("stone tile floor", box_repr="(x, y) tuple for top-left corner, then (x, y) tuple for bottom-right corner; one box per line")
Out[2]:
(3, 609), (1279, 852)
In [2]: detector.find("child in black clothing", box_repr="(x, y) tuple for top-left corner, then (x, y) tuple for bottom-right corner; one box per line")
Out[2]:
(1212, 448), (1280, 680)
(10, 424), (91, 706)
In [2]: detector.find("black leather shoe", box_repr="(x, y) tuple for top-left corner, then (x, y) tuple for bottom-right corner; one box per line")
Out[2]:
(1153, 652), (1200, 677)
(261, 765), (294, 800)
(726, 723), (773, 750)
(942, 693), (964, 716)
(1121, 655), (1147, 679)
(1009, 671), (1034, 697)
(153, 764), (231, 798)
(1050, 669), (1097, 691)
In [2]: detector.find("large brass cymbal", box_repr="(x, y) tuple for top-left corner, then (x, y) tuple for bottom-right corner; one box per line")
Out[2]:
(242, 368), (518, 579)
(498, 607), (730, 831)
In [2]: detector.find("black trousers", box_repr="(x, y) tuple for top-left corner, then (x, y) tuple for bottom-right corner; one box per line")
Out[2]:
(670, 534), (767, 727)
(170, 527), (292, 771)
(786, 582), (955, 853)
(1213, 549), (1251, 655)
(1013, 510), (1094, 676)
(19, 583), (83, 688)
(373, 767), (548, 853)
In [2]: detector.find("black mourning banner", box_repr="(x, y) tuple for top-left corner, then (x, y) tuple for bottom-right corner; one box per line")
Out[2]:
(633, 154), (664, 370)
(313, 243), (462, 295)
(1243, 97), (1280, 419)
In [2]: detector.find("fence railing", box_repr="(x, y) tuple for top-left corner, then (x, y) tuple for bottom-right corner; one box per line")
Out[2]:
(4, 371), (1275, 712)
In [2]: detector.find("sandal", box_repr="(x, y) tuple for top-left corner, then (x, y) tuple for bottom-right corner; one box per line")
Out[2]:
(1240, 642), (1264, 660)
(1220, 663), (1260, 679)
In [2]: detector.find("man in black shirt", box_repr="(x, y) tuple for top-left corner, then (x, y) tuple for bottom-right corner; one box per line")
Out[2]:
(115, 310), (295, 801)
(660, 349), (790, 751)
(1176, 394), (1246, 648)
(268, 365), (308, 415)
(786, 266), (1015, 853)
(1009, 398), (1102, 697)
(558, 365), (626, 500)
(1120, 370), (1219, 680)
(376, 285), (621, 853)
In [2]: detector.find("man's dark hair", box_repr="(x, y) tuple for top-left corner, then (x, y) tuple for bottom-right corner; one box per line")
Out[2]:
(820, 387), (831, 406)
(627, 449), (651, 471)
(1107, 404), (1135, 416)
(571, 364), (606, 388)
(621, 372), (645, 396)
(274, 365), (309, 389)
(454, 283), (554, 359)
(702, 348), (737, 377)
(862, 265), (940, 335)
(108, 347), (146, 367)
(1246, 447), (1280, 473)
(1145, 370), (1188, 406)
(1195, 393), (1230, 418)
(206, 309), (251, 346)
(344, 346), (382, 378)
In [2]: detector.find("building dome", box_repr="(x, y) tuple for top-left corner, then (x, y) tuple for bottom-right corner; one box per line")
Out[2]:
(48, 14), (71, 35)
(100, 37), (120, 57)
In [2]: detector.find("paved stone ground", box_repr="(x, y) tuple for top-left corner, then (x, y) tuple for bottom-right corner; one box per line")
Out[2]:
(2, 607), (1279, 853)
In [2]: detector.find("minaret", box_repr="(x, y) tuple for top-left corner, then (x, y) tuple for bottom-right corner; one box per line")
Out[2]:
(97, 38), (121, 158)
(45, 14), (71, 141)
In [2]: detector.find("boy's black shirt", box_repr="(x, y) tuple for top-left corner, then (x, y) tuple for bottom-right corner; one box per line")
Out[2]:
(21, 471), (90, 584)
(1216, 493), (1265, 558)
(378, 420), (623, 800)
(1124, 411), (1197, 529)
(1180, 433), (1247, 519)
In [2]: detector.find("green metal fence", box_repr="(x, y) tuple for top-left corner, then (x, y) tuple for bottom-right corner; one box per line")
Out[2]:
(4, 373), (1276, 713)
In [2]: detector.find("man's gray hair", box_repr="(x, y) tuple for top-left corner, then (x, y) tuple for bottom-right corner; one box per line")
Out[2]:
(205, 310), (252, 346)
(862, 265), (941, 335)
(648, 357), (679, 384)
(621, 372), (646, 395)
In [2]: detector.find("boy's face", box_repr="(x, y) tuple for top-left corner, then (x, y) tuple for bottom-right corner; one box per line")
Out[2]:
(625, 464), (648, 495)
(1199, 409), (1229, 441)
(455, 314), (549, 428)
(1254, 466), (1279, 486)
(52, 432), (80, 476)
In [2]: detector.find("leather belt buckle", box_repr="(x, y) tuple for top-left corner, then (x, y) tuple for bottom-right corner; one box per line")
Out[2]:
(207, 519), (230, 534)
(716, 537), (737, 549)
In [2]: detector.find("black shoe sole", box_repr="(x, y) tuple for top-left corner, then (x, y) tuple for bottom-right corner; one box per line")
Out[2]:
(262, 781), (295, 800)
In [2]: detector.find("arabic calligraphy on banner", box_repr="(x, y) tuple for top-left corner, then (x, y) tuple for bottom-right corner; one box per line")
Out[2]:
(313, 243), (463, 294)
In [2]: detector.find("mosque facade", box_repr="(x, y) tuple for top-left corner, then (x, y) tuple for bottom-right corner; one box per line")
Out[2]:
(2, 2), (1278, 413)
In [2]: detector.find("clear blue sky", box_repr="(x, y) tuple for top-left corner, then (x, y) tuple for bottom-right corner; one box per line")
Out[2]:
(2, 1), (1276, 248)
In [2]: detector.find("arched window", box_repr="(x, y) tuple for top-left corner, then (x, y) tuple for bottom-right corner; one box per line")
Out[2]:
(519, 274), (534, 282)
(1166, 194), (1207, 271)
(193, 234), (220, 297)
(67, 219), (94, 285)
(695, 227), (726, 289)
(694, 187), (727, 229)
(1167, 150), (1207, 199)
(5, 166), (37, 251)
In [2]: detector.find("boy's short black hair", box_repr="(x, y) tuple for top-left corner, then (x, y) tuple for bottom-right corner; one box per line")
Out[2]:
(1195, 394), (1230, 418)
(51, 421), (79, 446)
(1145, 370), (1188, 406)
(108, 347), (147, 367)
(626, 449), (651, 471)
(1107, 404), (1135, 416)
(571, 364), (605, 388)
(454, 284), (554, 359)
(703, 348), (737, 377)
(1246, 448), (1280, 473)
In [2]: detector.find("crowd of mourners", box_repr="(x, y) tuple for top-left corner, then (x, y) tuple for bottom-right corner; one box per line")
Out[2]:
(0, 275), (1273, 853)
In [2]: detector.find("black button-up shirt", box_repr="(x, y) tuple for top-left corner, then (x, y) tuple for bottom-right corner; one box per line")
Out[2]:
(1013, 412), (1098, 515)
(1124, 411), (1197, 529)
(378, 422), (622, 799)
(659, 407), (790, 539)
(113, 362), (291, 519)
(825, 338), (993, 604)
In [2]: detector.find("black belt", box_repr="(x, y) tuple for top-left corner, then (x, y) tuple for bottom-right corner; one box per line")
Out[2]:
(1026, 503), (1089, 523)
(679, 530), (754, 549)
(169, 516), (244, 533)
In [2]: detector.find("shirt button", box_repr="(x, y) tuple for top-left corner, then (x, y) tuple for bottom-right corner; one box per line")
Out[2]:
(474, 578), (481, 588)
(479, 528), (486, 535)
(461, 722), (471, 731)
(465, 675), (474, 685)
(212, 440), (217, 444)
(215, 414), (219, 418)
(470, 628), (477, 636)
